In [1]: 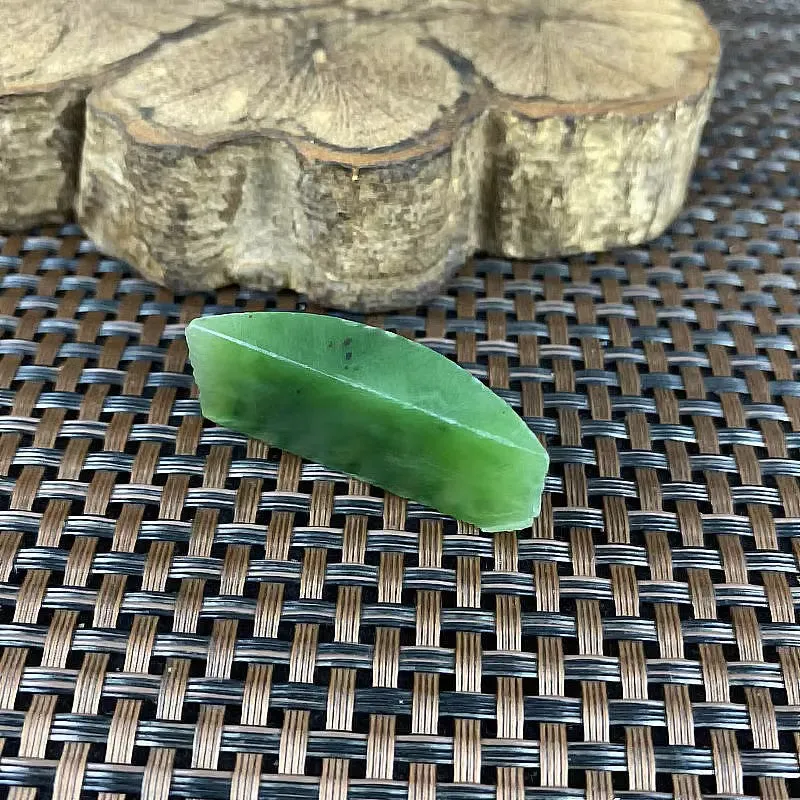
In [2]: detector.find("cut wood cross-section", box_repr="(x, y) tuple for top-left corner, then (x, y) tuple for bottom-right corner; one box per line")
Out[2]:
(0, 0), (720, 310)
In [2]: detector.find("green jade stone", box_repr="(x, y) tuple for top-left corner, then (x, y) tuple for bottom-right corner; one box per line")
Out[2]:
(186, 312), (548, 531)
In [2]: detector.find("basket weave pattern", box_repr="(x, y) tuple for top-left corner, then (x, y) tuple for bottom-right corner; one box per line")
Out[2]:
(1, 2), (799, 798)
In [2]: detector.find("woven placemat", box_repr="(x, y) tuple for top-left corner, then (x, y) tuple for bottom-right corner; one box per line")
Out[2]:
(1, 2), (799, 798)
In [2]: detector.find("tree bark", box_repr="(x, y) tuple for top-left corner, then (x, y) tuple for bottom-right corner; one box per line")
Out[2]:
(0, 0), (719, 311)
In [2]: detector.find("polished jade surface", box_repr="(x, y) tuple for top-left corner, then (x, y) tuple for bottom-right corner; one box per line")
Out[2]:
(186, 312), (548, 531)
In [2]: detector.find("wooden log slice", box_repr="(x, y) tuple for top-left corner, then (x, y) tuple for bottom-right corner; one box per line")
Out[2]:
(2, 0), (719, 310)
(0, 0), (224, 229)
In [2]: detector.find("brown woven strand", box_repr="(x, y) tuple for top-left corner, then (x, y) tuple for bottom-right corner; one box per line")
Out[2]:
(1, 1), (800, 798)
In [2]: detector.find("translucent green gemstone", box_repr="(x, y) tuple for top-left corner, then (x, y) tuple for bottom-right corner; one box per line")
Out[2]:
(186, 312), (548, 531)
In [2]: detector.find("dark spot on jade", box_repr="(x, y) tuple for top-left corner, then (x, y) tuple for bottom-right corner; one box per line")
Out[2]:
(345, 351), (352, 361)
(343, 337), (352, 347)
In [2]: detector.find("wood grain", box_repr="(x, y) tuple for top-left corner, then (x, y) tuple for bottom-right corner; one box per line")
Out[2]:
(0, 0), (719, 310)
(0, 0), (223, 229)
